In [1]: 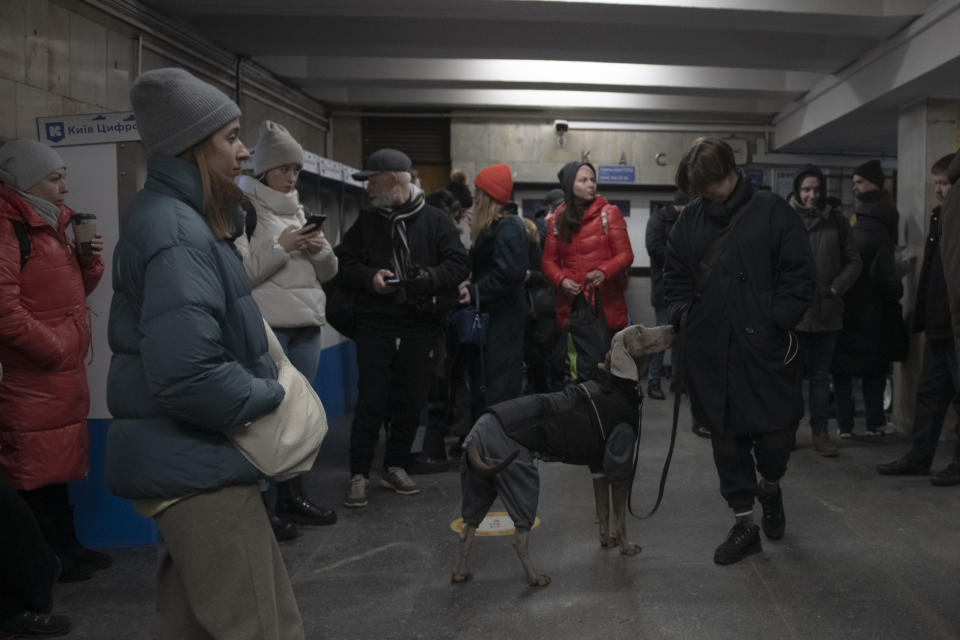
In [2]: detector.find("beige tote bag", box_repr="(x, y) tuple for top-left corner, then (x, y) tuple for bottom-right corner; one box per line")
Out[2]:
(227, 320), (328, 481)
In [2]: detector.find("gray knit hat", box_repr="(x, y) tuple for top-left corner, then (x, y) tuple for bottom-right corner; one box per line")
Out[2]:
(253, 120), (304, 176)
(130, 68), (241, 156)
(0, 139), (66, 191)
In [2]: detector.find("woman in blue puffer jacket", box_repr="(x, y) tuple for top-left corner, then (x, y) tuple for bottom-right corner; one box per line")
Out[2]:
(106, 68), (304, 640)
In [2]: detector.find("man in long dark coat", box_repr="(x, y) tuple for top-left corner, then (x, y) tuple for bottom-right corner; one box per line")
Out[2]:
(664, 138), (815, 565)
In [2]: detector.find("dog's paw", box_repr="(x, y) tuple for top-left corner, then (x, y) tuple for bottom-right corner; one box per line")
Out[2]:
(599, 533), (619, 549)
(527, 572), (551, 587)
(451, 571), (473, 584)
(619, 542), (642, 556)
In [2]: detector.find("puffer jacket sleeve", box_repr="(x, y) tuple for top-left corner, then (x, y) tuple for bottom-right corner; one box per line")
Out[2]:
(77, 254), (105, 295)
(139, 242), (283, 430)
(475, 216), (528, 303)
(0, 223), (66, 368)
(596, 206), (634, 279)
(770, 200), (816, 330)
(541, 216), (568, 286)
(309, 239), (338, 283)
(234, 219), (290, 288)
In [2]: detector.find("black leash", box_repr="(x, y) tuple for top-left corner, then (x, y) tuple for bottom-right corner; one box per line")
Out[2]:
(627, 384), (681, 520)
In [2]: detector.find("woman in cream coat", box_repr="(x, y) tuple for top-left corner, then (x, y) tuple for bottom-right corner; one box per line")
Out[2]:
(236, 120), (338, 537)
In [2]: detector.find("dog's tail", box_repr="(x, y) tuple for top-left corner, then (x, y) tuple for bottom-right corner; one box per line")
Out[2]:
(465, 445), (519, 477)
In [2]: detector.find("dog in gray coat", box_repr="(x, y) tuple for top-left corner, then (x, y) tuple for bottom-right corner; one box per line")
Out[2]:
(452, 324), (673, 586)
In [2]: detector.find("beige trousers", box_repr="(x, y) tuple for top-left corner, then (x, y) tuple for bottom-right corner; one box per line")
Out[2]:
(154, 484), (304, 640)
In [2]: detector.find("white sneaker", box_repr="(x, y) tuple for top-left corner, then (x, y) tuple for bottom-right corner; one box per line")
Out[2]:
(380, 467), (421, 495)
(344, 474), (369, 508)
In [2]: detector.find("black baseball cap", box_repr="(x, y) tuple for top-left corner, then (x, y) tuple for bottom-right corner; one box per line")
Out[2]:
(351, 148), (412, 180)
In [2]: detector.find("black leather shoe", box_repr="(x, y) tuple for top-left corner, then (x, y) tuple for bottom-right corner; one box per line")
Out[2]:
(276, 494), (337, 526)
(714, 522), (761, 565)
(0, 611), (71, 638)
(691, 423), (711, 439)
(55, 553), (93, 583)
(67, 541), (112, 570)
(407, 454), (450, 475)
(876, 455), (930, 476)
(269, 512), (301, 542)
(646, 380), (666, 400)
(931, 461), (960, 486)
(276, 477), (337, 526)
(757, 486), (785, 540)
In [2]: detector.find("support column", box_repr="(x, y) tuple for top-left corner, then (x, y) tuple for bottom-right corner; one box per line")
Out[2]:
(892, 99), (960, 428)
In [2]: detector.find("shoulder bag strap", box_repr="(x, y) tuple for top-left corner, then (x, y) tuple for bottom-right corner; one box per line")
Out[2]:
(694, 193), (757, 296)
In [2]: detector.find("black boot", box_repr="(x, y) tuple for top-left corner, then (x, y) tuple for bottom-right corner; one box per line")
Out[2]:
(276, 477), (337, 526)
(757, 483), (785, 540)
(263, 491), (300, 541)
(23, 487), (93, 582)
(713, 521), (761, 565)
(59, 506), (112, 571)
(646, 379), (666, 400)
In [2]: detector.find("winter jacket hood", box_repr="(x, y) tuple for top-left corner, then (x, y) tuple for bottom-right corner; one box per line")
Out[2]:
(791, 164), (827, 209)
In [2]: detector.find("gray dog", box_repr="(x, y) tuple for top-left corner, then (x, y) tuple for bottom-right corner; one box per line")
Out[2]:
(452, 324), (673, 587)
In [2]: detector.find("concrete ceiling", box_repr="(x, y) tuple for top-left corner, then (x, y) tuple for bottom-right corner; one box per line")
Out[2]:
(140, 0), (960, 155)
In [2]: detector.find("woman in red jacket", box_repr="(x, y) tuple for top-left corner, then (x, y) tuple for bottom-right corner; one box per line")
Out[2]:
(542, 161), (634, 378)
(0, 139), (106, 582)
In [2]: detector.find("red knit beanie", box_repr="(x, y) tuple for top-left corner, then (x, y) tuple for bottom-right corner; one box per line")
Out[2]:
(474, 164), (513, 203)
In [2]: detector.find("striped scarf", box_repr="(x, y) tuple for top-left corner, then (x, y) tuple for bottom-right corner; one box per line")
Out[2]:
(377, 184), (425, 280)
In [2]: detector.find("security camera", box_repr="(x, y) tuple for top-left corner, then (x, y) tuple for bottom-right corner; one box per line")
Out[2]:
(554, 119), (569, 133)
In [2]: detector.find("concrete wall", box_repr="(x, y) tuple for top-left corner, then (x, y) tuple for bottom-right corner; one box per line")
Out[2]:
(450, 120), (767, 186)
(0, 0), (327, 155)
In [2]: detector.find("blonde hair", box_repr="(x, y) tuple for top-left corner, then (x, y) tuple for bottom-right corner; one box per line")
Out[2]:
(182, 139), (244, 239)
(522, 216), (539, 245)
(471, 189), (507, 240)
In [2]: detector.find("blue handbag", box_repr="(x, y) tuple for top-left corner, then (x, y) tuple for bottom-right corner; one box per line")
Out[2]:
(451, 284), (489, 346)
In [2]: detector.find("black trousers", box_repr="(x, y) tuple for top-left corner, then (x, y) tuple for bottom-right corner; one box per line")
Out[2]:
(908, 337), (960, 466)
(710, 427), (795, 512)
(0, 475), (58, 620)
(350, 331), (437, 476)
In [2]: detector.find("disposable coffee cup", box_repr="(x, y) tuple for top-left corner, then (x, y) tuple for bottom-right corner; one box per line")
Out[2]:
(72, 213), (97, 255)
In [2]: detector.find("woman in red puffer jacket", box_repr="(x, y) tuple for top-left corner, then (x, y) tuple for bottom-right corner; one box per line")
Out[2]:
(0, 139), (105, 581)
(542, 161), (634, 332)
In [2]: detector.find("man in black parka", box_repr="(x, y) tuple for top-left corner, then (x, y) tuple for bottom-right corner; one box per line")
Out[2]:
(664, 138), (815, 565)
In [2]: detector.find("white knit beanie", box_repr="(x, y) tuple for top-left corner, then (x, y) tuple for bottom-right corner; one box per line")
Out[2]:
(130, 67), (241, 156)
(253, 120), (303, 176)
(0, 139), (65, 191)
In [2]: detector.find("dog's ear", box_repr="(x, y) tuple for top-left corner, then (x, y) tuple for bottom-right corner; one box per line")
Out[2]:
(608, 327), (640, 381)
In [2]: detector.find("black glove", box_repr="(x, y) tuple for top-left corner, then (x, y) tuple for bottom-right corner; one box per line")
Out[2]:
(402, 269), (433, 296)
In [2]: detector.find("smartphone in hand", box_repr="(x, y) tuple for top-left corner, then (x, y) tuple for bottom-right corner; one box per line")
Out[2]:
(302, 214), (327, 232)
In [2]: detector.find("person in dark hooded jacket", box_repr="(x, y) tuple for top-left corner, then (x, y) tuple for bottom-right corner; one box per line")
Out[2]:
(664, 137), (815, 566)
(788, 165), (862, 456)
(831, 159), (903, 438)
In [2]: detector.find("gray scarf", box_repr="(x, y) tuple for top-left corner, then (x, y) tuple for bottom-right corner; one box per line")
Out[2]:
(377, 184), (426, 280)
(15, 188), (61, 229)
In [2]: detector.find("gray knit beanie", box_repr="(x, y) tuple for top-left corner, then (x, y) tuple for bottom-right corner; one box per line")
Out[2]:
(0, 139), (66, 191)
(253, 120), (303, 176)
(130, 68), (241, 156)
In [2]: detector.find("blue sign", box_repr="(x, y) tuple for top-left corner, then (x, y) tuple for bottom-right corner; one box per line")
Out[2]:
(597, 165), (636, 183)
(744, 168), (764, 187)
(37, 111), (139, 147)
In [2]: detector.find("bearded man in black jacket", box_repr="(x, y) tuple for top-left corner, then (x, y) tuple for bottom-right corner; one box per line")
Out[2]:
(338, 149), (469, 508)
(664, 138), (815, 565)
